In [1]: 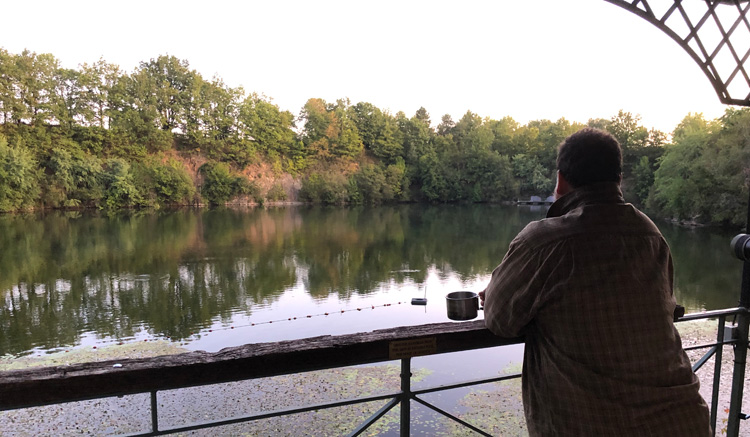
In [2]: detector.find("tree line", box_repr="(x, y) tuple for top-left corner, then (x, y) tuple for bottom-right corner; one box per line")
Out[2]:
(0, 48), (747, 226)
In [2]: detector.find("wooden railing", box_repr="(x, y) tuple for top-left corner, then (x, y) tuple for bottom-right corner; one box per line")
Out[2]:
(0, 320), (524, 436)
(0, 311), (745, 436)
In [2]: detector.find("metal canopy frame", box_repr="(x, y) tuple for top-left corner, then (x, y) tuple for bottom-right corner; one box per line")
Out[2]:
(605, 0), (750, 106)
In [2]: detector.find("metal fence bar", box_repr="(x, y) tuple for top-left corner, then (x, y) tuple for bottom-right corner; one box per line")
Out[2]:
(678, 308), (746, 321)
(727, 308), (749, 436)
(693, 346), (718, 373)
(412, 372), (521, 397)
(123, 392), (400, 437)
(150, 391), (158, 434)
(411, 395), (493, 437)
(684, 340), (737, 352)
(711, 316), (727, 436)
(400, 357), (411, 437)
(347, 397), (400, 437)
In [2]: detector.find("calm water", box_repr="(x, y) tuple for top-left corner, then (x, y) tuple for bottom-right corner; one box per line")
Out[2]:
(0, 204), (743, 358)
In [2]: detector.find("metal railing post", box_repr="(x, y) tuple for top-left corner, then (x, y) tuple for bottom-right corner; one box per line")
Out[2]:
(727, 308), (748, 436)
(710, 316), (726, 435)
(150, 391), (159, 434)
(727, 197), (750, 437)
(400, 357), (411, 437)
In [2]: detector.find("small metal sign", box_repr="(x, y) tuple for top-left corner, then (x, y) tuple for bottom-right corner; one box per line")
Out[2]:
(388, 337), (437, 359)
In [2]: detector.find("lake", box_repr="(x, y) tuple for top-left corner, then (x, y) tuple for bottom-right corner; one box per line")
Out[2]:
(0, 204), (743, 358)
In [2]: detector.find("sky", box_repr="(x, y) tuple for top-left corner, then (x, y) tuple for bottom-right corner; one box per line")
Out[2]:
(0, 0), (741, 134)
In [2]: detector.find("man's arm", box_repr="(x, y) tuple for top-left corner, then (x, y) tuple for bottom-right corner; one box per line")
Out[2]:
(482, 236), (555, 338)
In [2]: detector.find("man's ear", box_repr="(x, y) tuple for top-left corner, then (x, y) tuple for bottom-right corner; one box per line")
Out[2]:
(555, 171), (572, 199)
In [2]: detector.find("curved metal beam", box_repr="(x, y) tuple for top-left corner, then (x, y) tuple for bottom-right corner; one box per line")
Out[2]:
(604, 0), (750, 106)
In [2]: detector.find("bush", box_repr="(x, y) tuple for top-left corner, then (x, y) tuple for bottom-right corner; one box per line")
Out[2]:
(102, 158), (144, 209)
(266, 183), (288, 202)
(199, 161), (258, 205)
(0, 135), (41, 212)
(299, 172), (349, 205)
(150, 159), (195, 205)
(354, 164), (387, 204)
(45, 146), (104, 208)
(199, 162), (235, 205)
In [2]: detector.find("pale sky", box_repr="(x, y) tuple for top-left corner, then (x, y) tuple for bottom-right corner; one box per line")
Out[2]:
(0, 0), (741, 134)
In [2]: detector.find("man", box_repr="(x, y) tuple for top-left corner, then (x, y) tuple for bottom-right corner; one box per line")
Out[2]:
(480, 128), (711, 436)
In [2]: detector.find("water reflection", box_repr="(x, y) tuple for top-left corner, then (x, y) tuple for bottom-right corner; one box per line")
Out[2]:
(0, 206), (742, 356)
(659, 223), (742, 311)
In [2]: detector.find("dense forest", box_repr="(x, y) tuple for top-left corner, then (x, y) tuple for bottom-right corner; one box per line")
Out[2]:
(1, 48), (748, 226)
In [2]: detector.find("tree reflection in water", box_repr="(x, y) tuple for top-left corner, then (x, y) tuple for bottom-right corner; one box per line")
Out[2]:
(0, 205), (739, 357)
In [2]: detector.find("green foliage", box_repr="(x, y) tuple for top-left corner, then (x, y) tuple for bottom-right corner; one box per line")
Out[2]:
(204, 137), (257, 169)
(101, 158), (143, 209)
(199, 161), (256, 205)
(233, 175), (261, 201)
(238, 93), (299, 170)
(512, 154), (552, 197)
(646, 110), (749, 226)
(354, 164), (389, 204)
(199, 161), (236, 205)
(266, 183), (288, 202)
(349, 102), (403, 163)
(632, 155), (655, 205)
(417, 148), (448, 202)
(299, 171), (350, 205)
(300, 98), (362, 162)
(148, 159), (195, 205)
(4, 47), (747, 222)
(45, 144), (104, 208)
(0, 134), (41, 211)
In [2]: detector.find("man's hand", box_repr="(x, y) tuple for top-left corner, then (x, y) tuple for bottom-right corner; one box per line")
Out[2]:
(479, 290), (486, 306)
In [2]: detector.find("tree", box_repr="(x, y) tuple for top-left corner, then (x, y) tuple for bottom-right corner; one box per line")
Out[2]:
(647, 113), (713, 222)
(400, 110), (433, 166)
(9, 50), (59, 125)
(527, 118), (582, 171)
(453, 111), (493, 152)
(371, 113), (403, 163)
(348, 101), (381, 151)
(109, 71), (173, 155)
(0, 48), (19, 124)
(414, 107), (430, 125)
(488, 116), (520, 156)
(299, 98), (334, 159)
(330, 99), (363, 159)
(437, 114), (455, 136)
(51, 67), (84, 129)
(136, 55), (197, 132)
(78, 58), (121, 129)
(632, 156), (655, 205)
(238, 93), (299, 170)
(512, 154), (552, 197)
(418, 147), (447, 202)
(607, 110), (650, 178)
(299, 98), (362, 161)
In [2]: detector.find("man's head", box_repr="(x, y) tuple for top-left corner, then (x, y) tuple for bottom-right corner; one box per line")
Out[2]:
(555, 128), (622, 198)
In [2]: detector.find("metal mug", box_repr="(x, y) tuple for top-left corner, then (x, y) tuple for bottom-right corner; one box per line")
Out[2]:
(446, 291), (479, 320)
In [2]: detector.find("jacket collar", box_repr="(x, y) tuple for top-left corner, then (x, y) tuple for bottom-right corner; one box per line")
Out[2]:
(547, 182), (625, 218)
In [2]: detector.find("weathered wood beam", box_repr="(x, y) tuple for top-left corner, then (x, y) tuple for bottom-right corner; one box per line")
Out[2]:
(0, 321), (522, 411)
